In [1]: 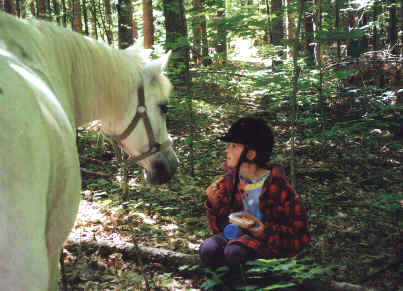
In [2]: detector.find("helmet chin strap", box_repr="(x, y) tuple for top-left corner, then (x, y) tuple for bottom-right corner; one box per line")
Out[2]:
(232, 147), (249, 196)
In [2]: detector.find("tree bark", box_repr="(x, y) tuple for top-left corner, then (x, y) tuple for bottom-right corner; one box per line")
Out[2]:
(215, 0), (227, 63)
(30, 0), (35, 16)
(371, 0), (378, 50)
(304, 0), (315, 65)
(89, 0), (97, 39)
(162, 0), (190, 85)
(289, 0), (304, 188)
(314, 0), (323, 110)
(133, 18), (138, 40)
(270, 0), (283, 46)
(65, 236), (384, 291)
(117, 0), (133, 49)
(37, 0), (46, 18)
(400, 0), (403, 55)
(359, 11), (368, 53)
(286, 0), (295, 59)
(104, 0), (113, 44)
(5, 0), (17, 15)
(142, 0), (153, 48)
(82, 0), (89, 35)
(388, 0), (398, 54)
(46, 0), (51, 20)
(72, 0), (82, 32)
(200, 1), (209, 66)
(61, 0), (67, 27)
(335, 0), (342, 62)
(52, 0), (61, 24)
(264, 0), (271, 44)
(18, 0), (26, 17)
(192, 0), (202, 65)
(65, 236), (199, 267)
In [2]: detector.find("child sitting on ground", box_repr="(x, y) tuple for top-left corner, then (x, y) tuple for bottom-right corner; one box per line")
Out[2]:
(199, 117), (310, 287)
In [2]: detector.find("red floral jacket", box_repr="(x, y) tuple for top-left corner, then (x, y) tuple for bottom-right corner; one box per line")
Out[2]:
(205, 163), (310, 258)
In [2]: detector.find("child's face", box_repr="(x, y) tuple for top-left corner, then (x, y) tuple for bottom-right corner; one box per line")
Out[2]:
(225, 143), (245, 168)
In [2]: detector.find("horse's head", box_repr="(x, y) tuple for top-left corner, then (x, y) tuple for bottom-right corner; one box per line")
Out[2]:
(106, 50), (178, 185)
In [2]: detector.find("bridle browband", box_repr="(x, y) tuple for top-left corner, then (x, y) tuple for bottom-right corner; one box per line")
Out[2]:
(104, 86), (172, 166)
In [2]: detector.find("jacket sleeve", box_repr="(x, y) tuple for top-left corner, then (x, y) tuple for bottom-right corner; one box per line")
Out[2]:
(205, 170), (240, 234)
(259, 176), (310, 257)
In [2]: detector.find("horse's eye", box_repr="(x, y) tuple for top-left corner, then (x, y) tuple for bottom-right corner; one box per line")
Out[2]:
(160, 104), (169, 115)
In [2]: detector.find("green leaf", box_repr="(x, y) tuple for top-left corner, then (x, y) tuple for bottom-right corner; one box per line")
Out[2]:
(263, 282), (296, 290)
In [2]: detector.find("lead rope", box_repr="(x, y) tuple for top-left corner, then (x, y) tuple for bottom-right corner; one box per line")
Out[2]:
(112, 143), (130, 201)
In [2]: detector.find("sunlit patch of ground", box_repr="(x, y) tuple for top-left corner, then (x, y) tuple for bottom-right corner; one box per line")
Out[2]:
(62, 198), (204, 290)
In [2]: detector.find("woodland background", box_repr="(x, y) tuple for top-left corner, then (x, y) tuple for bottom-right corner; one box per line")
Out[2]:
(1, 0), (403, 290)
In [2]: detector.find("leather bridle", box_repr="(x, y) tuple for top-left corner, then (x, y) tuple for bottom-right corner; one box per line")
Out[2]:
(104, 86), (172, 166)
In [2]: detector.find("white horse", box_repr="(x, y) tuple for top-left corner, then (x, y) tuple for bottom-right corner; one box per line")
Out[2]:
(0, 12), (178, 290)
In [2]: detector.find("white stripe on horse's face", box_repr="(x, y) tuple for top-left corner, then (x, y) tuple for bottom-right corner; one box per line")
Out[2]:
(121, 53), (178, 184)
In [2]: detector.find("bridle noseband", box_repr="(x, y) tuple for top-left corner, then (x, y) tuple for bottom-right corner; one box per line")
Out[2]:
(104, 86), (172, 166)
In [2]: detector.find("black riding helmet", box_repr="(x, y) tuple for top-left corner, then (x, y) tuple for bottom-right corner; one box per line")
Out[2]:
(220, 117), (274, 167)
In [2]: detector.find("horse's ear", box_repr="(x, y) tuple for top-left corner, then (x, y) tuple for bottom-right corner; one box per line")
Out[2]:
(160, 50), (171, 72)
(144, 51), (171, 81)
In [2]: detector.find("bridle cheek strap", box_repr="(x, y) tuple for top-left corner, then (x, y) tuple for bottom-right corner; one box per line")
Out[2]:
(104, 86), (171, 166)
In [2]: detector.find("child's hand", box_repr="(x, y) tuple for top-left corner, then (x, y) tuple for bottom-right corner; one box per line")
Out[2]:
(206, 176), (223, 208)
(246, 215), (265, 238)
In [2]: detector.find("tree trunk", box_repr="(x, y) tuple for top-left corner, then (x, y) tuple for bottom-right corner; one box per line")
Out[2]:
(335, 0), (342, 62)
(290, 0), (304, 188)
(286, 0), (295, 59)
(64, 236), (386, 291)
(46, 0), (51, 20)
(89, 0), (97, 39)
(65, 236), (199, 267)
(192, 0), (202, 65)
(359, 11), (368, 53)
(118, 0), (133, 49)
(264, 0), (271, 44)
(72, 0), (82, 33)
(104, 0), (113, 44)
(5, 0), (17, 15)
(371, 0), (378, 50)
(37, 0), (46, 18)
(304, 0), (315, 65)
(400, 0), (403, 56)
(18, 0), (26, 17)
(52, 0), (61, 24)
(16, 0), (20, 16)
(314, 0), (323, 106)
(162, 0), (190, 85)
(215, 0), (227, 63)
(61, 0), (67, 27)
(388, 0), (398, 54)
(270, 0), (283, 46)
(82, 0), (89, 35)
(30, 0), (35, 16)
(142, 0), (153, 48)
(133, 18), (138, 40)
(200, 1), (210, 66)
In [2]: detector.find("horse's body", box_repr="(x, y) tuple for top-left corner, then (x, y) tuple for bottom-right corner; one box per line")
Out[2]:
(0, 12), (177, 290)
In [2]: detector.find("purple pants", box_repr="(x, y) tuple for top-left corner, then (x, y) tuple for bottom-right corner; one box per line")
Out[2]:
(199, 234), (257, 270)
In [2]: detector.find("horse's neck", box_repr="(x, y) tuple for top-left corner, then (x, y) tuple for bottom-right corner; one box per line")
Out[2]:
(32, 20), (138, 131)
(65, 36), (135, 129)
(1, 13), (141, 132)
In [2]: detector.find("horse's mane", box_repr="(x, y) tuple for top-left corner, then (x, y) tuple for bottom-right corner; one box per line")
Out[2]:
(0, 12), (150, 124)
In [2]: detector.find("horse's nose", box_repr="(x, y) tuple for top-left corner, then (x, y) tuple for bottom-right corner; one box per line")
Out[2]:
(145, 152), (178, 184)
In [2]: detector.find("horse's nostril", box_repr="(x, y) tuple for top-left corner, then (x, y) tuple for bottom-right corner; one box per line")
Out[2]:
(145, 162), (168, 184)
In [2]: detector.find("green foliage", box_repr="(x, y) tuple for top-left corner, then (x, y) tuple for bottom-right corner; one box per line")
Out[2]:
(247, 258), (331, 281)
(201, 266), (230, 290)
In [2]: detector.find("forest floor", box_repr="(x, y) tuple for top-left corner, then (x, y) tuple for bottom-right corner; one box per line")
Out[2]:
(61, 57), (402, 290)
